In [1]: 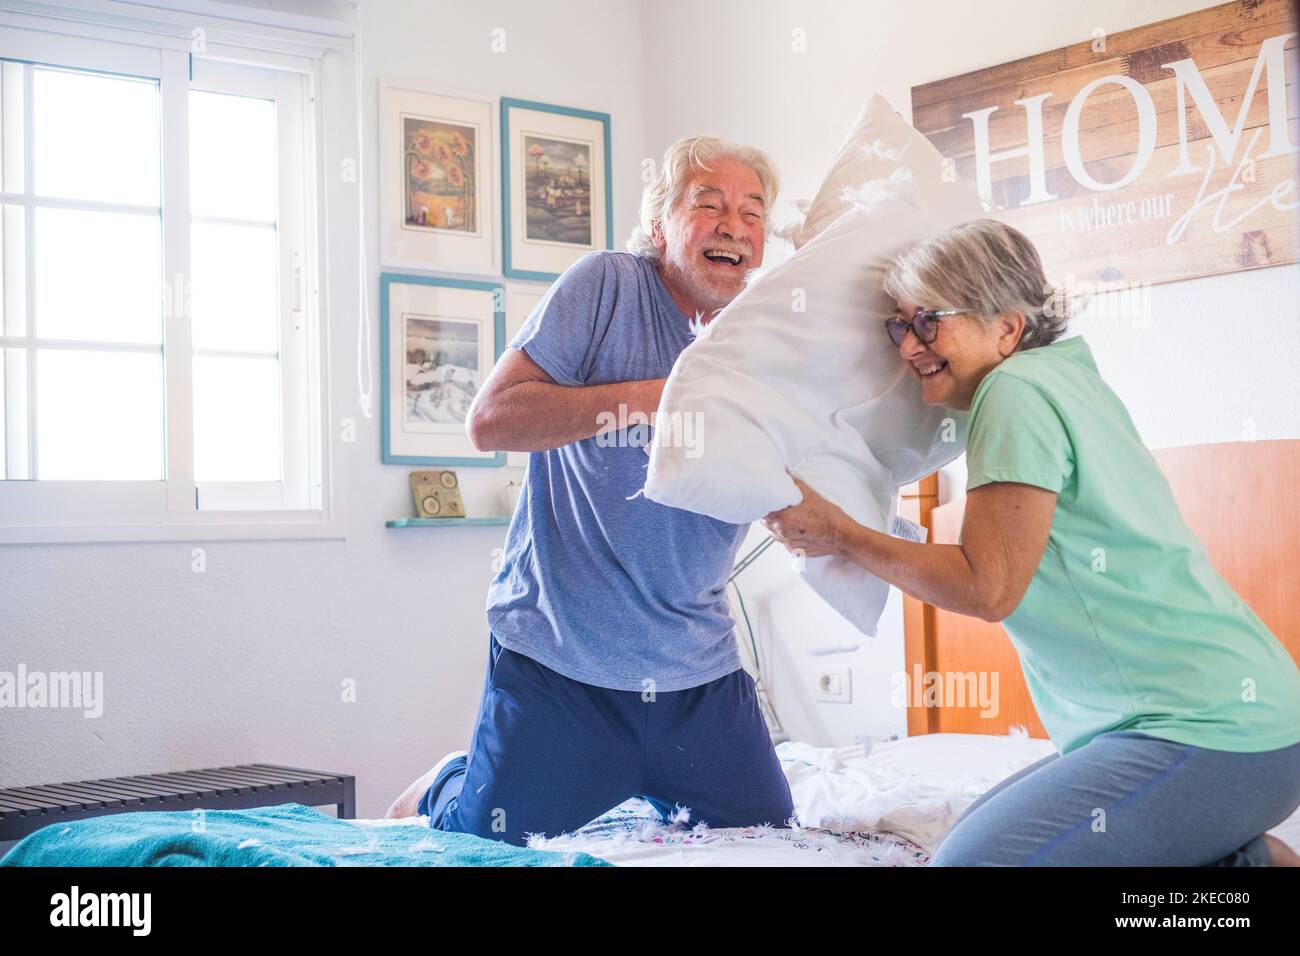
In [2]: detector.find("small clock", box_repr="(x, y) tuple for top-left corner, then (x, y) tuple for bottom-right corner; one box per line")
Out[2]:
(410, 470), (466, 519)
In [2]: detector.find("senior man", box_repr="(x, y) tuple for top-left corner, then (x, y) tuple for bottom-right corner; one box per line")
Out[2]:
(386, 137), (795, 843)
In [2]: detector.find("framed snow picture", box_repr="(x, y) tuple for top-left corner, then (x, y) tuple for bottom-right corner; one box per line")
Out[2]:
(380, 273), (505, 466)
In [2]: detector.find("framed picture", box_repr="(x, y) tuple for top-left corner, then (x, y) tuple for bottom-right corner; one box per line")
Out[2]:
(501, 97), (612, 281)
(379, 80), (499, 275)
(380, 273), (505, 466)
(502, 283), (551, 467)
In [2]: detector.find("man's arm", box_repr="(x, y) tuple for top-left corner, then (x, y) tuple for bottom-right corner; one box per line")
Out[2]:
(467, 346), (666, 453)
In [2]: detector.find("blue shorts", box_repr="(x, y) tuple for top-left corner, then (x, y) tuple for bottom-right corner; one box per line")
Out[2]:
(417, 633), (794, 845)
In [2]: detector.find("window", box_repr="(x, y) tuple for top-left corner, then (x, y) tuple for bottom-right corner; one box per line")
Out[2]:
(0, 23), (325, 540)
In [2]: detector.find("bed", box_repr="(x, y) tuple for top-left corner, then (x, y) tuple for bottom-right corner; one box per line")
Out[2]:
(0, 729), (1058, 866)
(9, 726), (1294, 866)
(5, 439), (1297, 867)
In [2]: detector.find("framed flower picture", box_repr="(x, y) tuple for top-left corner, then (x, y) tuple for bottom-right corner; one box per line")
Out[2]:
(501, 97), (612, 281)
(379, 80), (499, 275)
(380, 273), (505, 466)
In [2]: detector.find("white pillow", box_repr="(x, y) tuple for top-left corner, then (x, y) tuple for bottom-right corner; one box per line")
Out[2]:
(643, 94), (984, 635)
(794, 96), (950, 248)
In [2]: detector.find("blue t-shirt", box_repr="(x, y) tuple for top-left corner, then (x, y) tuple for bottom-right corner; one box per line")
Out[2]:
(486, 251), (749, 692)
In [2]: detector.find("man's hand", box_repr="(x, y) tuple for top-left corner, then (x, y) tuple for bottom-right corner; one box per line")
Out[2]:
(467, 346), (666, 452)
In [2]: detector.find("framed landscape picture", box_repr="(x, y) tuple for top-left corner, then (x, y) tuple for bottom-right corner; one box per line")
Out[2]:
(379, 80), (499, 275)
(501, 97), (611, 281)
(380, 273), (505, 466)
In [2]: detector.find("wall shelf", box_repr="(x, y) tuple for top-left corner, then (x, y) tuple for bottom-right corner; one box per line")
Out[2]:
(386, 516), (511, 528)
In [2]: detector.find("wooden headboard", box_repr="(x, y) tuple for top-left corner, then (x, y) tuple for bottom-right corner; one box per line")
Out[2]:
(899, 439), (1300, 738)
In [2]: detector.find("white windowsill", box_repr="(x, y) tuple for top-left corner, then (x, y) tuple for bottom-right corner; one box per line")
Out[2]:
(0, 514), (344, 545)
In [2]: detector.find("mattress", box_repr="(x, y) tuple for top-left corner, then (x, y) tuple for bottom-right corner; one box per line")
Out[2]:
(366, 731), (1058, 866)
(363, 799), (927, 867)
(523, 798), (927, 866)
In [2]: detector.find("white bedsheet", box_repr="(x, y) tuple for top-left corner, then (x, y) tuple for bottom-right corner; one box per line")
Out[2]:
(780, 729), (1057, 853)
(779, 730), (1300, 857)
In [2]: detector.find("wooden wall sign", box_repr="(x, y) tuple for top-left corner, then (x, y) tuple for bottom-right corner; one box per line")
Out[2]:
(911, 0), (1298, 288)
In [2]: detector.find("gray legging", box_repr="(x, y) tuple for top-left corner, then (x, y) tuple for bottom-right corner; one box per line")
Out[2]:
(930, 730), (1300, 866)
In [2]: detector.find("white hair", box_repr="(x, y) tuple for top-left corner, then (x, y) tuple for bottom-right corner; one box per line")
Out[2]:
(882, 219), (1069, 351)
(627, 136), (779, 261)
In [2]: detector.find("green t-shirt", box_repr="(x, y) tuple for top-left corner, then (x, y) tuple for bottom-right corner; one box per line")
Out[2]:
(965, 334), (1300, 755)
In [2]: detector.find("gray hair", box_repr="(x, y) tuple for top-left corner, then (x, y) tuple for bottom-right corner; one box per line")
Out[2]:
(882, 219), (1068, 351)
(627, 136), (779, 261)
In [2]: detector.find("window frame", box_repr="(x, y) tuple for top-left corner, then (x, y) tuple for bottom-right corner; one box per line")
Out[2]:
(0, 20), (334, 545)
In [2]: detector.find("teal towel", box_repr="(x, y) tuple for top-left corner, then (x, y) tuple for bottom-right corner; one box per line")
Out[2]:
(0, 803), (610, 867)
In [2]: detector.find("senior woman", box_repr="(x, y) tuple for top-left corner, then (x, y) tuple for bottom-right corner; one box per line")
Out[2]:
(762, 219), (1300, 867)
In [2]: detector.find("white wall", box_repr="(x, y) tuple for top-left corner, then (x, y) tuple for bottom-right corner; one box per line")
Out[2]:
(2, 0), (1294, 813)
(642, 0), (1300, 747)
(0, 0), (647, 818)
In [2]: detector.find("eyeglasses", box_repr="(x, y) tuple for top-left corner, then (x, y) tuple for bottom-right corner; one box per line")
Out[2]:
(883, 308), (965, 348)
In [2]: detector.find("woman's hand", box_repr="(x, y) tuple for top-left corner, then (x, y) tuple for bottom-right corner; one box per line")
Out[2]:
(761, 474), (852, 558)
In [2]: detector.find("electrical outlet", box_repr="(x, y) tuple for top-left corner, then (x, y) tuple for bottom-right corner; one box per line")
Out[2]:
(815, 668), (851, 703)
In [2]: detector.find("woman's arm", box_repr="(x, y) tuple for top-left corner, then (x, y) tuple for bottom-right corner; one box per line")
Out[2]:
(762, 476), (1057, 622)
